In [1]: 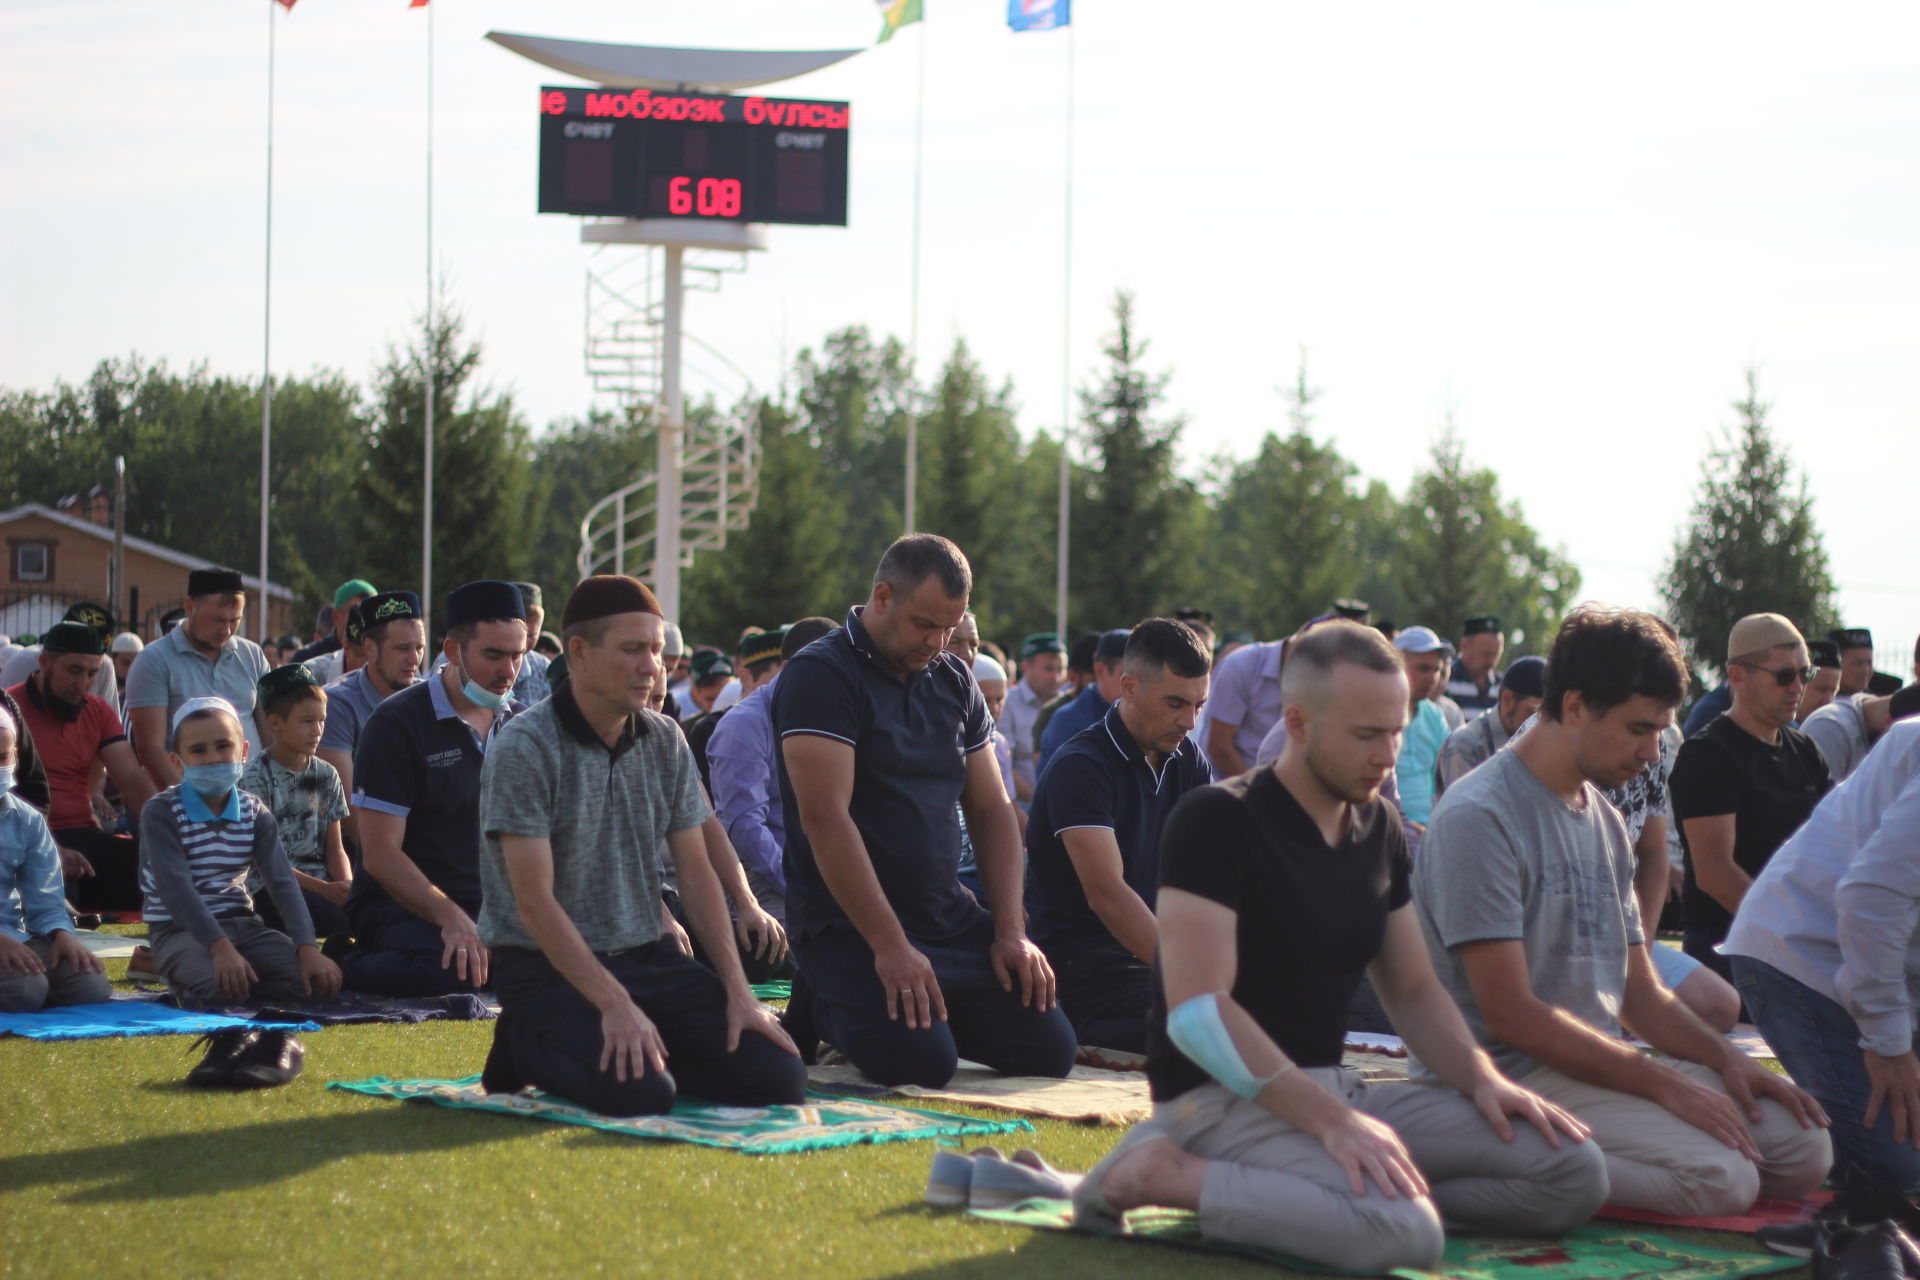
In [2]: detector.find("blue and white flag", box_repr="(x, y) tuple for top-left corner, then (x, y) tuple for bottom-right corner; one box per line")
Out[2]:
(1007, 0), (1069, 33)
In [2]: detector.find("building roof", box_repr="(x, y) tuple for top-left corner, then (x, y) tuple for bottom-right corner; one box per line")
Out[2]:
(0, 503), (294, 600)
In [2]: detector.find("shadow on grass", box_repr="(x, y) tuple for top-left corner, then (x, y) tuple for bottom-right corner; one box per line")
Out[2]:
(1, 1101), (533, 1203)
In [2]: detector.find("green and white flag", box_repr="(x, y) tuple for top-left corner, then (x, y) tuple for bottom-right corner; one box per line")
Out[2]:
(876, 0), (922, 43)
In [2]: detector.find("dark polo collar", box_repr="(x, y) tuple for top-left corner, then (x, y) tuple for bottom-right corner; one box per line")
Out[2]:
(551, 675), (645, 759)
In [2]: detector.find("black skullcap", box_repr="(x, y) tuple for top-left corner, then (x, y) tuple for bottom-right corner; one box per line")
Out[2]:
(692, 650), (735, 683)
(1463, 615), (1502, 636)
(1501, 656), (1547, 700)
(1807, 639), (1841, 670)
(1066, 631), (1101, 672)
(64, 601), (115, 637)
(447, 580), (529, 629)
(41, 621), (107, 656)
(360, 591), (423, 635)
(1021, 632), (1065, 660)
(1331, 598), (1371, 621)
(344, 601), (368, 646)
(561, 575), (661, 628)
(1831, 627), (1873, 652)
(188, 567), (245, 598)
(739, 627), (786, 668)
(512, 582), (543, 611)
(256, 662), (322, 709)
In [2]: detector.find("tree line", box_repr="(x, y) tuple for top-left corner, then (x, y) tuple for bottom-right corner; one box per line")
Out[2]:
(6, 291), (1823, 666)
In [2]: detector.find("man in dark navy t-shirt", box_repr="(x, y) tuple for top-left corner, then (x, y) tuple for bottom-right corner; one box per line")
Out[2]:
(340, 581), (528, 996)
(1027, 619), (1212, 1052)
(774, 534), (1076, 1088)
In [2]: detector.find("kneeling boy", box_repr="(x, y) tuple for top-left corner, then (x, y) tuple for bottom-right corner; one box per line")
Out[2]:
(139, 697), (341, 1007)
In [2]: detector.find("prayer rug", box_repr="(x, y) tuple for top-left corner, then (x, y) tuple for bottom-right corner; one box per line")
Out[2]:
(0, 1001), (318, 1040)
(750, 980), (792, 1002)
(161, 990), (498, 1026)
(1349, 1026), (1779, 1062)
(328, 1075), (1031, 1154)
(1598, 1190), (1835, 1234)
(805, 1061), (1153, 1127)
(969, 1199), (1800, 1279)
(70, 929), (142, 959)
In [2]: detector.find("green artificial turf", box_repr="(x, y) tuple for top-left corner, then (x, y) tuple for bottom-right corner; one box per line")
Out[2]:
(1, 931), (1812, 1279)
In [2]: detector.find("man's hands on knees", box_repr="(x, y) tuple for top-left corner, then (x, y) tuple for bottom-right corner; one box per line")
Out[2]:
(1315, 1107), (1431, 1201)
(210, 937), (259, 1002)
(734, 906), (787, 967)
(1469, 1074), (1589, 1149)
(298, 945), (341, 998)
(1650, 1064), (1771, 1160)
(0, 934), (45, 974)
(875, 941), (946, 1030)
(599, 999), (668, 1082)
(47, 931), (103, 975)
(725, 990), (799, 1056)
(57, 845), (94, 880)
(1719, 1053), (1828, 1131)
(1863, 1050), (1920, 1146)
(989, 933), (1056, 1012)
(437, 908), (489, 987)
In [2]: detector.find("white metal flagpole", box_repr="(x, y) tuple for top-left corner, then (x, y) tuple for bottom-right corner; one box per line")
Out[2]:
(904, 16), (926, 533)
(258, 0), (276, 644)
(421, 0), (436, 617)
(1054, 19), (1075, 640)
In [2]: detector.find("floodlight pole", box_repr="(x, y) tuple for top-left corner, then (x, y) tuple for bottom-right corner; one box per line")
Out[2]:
(657, 244), (685, 622)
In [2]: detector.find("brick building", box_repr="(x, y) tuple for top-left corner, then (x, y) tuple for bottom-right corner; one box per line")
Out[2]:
(0, 503), (293, 641)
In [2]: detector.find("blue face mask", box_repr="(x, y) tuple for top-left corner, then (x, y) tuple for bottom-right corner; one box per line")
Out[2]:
(0, 764), (15, 794)
(462, 678), (509, 711)
(182, 761), (244, 797)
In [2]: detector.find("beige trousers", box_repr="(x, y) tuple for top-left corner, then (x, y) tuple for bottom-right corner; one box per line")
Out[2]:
(1519, 1059), (1831, 1217)
(1145, 1070), (1609, 1274)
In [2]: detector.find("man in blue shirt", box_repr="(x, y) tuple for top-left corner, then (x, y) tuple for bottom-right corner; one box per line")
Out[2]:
(1027, 619), (1213, 1052)
(339, 581), (528, 996)
(1037, 628), (1130, 779)
(318, 591), (424, 845)
(774, 534), (1075, 1087)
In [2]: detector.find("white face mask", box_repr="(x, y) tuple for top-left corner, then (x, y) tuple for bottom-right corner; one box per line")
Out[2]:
(0, 763), (15, 794)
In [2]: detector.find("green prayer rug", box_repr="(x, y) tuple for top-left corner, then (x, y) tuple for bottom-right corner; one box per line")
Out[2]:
(329, 1075), (1029, 1154)
(969, 1198), (1801, 1279)
(750, 980), (792, 1002)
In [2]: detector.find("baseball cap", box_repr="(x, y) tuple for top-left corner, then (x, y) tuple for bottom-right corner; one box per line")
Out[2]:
(1727, 613), (1804, 661)
(1392, 626), (1454, 656)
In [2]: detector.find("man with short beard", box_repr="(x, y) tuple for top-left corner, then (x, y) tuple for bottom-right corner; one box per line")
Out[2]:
(339, 582), (526, 995)
(318, 592), (426, 841)
(125, 568), (272, 784)
(8, 622), (155, 911)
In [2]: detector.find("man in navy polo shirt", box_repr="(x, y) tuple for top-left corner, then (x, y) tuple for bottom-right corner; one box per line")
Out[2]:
(339, 581), (528, 996)
(775, 533), (1076, 1087)
(1027, 619), (1213, 1052)
(1037, 628), (1130, 779)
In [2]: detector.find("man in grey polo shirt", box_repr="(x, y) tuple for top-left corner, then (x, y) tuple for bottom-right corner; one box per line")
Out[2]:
(124, 567), (271, 786)
(477, 574), (804, 1116)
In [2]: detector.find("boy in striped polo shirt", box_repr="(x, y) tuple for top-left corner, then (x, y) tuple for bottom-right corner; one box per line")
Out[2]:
(139, 697), (340, 1010)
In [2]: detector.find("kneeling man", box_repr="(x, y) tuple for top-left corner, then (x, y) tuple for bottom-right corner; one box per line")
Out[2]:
(1416, 607), (1830, 1216)
(479, 576), (804, 1115)
(1076, 622), (1605, 1275)
(1027, 618), (1212, 1052)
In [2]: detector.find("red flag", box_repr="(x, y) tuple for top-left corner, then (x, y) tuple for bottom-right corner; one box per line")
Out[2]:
(409, 0), (428, 7)
(274, 0), (296, 10)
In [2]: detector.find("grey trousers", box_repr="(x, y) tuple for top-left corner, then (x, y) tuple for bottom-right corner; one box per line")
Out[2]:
(150, 916), (306, 1008)
(0, 936), (114, 1012)
(1147, 1070), (1609, 1273)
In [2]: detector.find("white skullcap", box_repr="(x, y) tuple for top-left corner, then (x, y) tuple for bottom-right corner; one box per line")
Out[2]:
(972, 653), (1008, 684)
(661, 621), (685, 658)
(111, 632), (145, 654)
(170, 696), (241, 741)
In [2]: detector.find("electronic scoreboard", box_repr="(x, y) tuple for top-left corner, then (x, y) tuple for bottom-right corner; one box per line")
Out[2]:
(537, 85), (850, 226)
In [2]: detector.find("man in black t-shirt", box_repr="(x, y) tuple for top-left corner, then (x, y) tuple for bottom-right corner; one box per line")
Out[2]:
(1026, 619), (1213, 1053)
(775, 535), (1076, 1088)
(1671, 613), (1831, 983)
(1072, 621), (1603, 1275)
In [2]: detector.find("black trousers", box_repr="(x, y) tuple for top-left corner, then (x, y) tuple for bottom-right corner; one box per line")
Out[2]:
(486, 943), (808, 1116)
(1051, 941), (1152, 1054)
(339, 894), (484, 997)
(257, 882), (350, 941)
(52, 827), (141, 912)
(662, 887), (795, 985)
(789, 916), (1078, 1089)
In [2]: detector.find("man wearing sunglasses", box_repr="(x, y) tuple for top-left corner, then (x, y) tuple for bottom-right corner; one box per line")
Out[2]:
(1670, 614), (1831, 986)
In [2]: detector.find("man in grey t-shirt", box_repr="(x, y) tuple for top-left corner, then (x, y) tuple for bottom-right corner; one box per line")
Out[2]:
(1415, 607), (1830, 1218)
(476, 575), (804, 1117)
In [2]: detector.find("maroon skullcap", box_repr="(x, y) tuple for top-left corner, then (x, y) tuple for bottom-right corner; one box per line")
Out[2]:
(562, 575), (662, 628)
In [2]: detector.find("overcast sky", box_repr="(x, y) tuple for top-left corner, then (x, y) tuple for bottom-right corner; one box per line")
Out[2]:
(4, 1), (1916, 663)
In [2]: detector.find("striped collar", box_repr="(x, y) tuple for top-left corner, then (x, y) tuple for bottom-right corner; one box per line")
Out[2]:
(1098, 700), (1191, 792)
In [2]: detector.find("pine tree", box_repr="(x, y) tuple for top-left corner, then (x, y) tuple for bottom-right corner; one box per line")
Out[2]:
(1660, 369), (1837, 667)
